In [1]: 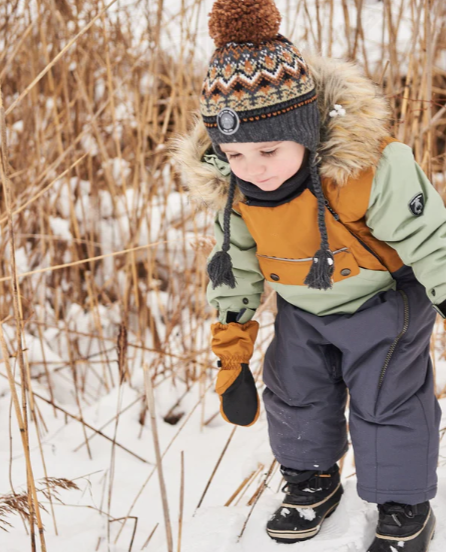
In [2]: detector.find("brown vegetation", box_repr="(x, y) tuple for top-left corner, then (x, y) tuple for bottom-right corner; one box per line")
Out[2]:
(0, 0), (445, 549)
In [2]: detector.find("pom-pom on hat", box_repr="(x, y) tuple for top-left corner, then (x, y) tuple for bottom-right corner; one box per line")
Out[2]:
(201, 0), (334, 292)
(208, 0), (282, 48)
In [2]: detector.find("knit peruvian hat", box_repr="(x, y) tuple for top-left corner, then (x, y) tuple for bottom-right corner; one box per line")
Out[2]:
(200, 0), (334, 291)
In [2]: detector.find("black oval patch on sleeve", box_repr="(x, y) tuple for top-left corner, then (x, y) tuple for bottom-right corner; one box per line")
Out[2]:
(409, 193), (424, 216)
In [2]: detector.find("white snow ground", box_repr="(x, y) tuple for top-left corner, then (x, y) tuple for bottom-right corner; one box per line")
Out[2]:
(0, 347), (445, 552)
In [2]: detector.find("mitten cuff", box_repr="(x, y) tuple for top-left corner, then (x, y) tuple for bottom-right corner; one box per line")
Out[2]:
(211, 320), (259, 369)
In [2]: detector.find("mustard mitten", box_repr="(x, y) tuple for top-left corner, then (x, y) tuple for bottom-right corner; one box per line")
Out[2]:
(211, 320), (260, 427)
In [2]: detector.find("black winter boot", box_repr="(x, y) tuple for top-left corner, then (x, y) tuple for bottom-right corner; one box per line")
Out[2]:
(266, 463), (343, 543)
(367, 501), (436, 552)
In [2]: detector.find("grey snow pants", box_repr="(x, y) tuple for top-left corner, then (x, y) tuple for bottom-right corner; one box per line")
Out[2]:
(262, 266), (441, 505)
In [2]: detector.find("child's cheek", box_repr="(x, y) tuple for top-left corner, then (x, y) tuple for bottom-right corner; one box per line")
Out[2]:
(230, 163), (245, 181)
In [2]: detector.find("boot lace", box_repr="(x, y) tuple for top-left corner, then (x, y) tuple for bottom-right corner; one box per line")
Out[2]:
(378, 502), (417, 526)
(282, 473), (332, 496)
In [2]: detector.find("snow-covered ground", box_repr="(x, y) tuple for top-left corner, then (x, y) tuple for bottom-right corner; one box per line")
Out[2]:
(0, 311), (445, 551)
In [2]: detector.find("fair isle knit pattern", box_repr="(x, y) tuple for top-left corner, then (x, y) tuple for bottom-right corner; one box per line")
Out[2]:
(200, 34), (317, 126)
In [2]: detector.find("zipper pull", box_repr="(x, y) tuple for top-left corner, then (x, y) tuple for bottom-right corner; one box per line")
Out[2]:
(324, 199), (340, 221)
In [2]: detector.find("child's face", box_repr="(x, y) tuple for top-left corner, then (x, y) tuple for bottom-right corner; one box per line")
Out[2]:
(219, 141), (307, 191)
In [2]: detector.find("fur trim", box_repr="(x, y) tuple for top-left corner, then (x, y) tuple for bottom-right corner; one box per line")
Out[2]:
(306, 52), (392, 184)
(171, 53), (393, 211)
(170, 113), (244, 210)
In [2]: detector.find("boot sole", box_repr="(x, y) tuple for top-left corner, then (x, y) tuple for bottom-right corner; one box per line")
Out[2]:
(266, 500), (340, 543)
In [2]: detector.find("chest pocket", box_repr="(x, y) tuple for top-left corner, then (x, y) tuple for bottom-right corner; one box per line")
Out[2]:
(256, 248), (360, 285)
(238, 190), (366, 287)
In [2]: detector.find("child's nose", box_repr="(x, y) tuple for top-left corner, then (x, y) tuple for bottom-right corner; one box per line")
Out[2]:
(246, 161), (265, 177)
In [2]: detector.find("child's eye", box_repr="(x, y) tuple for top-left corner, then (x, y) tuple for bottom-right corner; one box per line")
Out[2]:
(227, 150), (276, 159)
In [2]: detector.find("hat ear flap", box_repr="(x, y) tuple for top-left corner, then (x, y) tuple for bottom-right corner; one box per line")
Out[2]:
(212, 143), (228, 162)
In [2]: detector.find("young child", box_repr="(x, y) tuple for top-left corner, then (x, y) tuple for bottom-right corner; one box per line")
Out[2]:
(173, 1), (446, 550)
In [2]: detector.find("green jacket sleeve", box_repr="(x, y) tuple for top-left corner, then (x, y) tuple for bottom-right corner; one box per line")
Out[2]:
(366, 142), (446, 305)
(207, 209), (265, 324)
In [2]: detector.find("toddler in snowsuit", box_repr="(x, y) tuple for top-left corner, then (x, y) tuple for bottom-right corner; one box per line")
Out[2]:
(172, 1), (446, 550)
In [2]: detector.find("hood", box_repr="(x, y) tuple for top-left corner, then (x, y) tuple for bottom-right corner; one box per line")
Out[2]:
(171, 51), (392, 211)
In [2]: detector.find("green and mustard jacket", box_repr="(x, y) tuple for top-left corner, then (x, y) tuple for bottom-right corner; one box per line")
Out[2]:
(173, 53), (446, 325)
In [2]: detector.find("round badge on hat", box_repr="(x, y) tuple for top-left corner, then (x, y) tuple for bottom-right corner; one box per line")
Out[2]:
(217, 108), (240, 135)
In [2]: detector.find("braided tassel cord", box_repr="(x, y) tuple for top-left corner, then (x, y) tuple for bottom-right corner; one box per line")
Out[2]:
(303, 150), (334, 290)
(207, 173), (237, 289)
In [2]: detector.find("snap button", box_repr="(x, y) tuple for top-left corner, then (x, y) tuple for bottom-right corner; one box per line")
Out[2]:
(340, 268), (351, 276)
(270, 273), (280, 282)
(431, 289), (436, 296)
(242, 298), (249, 305)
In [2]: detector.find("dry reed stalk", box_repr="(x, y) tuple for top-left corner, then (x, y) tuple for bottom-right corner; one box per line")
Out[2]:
(177, 451), (185, 552)
(0, 239), (181, 284)
(1, 43), (159, 220)
(246, 461), (279, 507)
(73, 71), (128, 245)
(143, 364), (174, 552)
(34, 321), (56, 417)
(114, 380), (215, 543)
(0, 476), (76, 533)
(0, 327), (44, 551)
(340, 0), (352, 56)
(84, 271), (115, 391)
(60, 310), (93, 459)
(0, 372), (152, 465)
(0, 86), (47, 550)
(20, 343), (59, 535)
(397, 0), (425, 142)
(0, 1), (445, 548)
(302, 0), (318, 51)
(0, 22), (33, 81)
(203, 410), (220, 427)
(73, 394), (143, 452)
(224, 464), (262, 507)
(141, 523), (159, 550)
(109, 516), (138, 552)
(237, 459), (278, 541)
(195, 425), (237, 512)
(0, 154), (88, 226)
(106, 382), (126, 546)
(29, 319), (208, 365)
(326, 0), (334, 58)
(5, 0), (119, 116)
(235, 464), (265, 506)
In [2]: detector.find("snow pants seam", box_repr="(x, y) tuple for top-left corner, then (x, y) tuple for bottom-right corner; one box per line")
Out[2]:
(414, 391), (431, 493)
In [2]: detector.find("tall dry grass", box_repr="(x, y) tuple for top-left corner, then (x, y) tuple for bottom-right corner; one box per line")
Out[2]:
(0, 0), (445, 549)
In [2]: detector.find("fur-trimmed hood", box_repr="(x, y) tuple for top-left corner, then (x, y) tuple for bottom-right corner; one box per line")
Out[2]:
(171, 51), (392, 211)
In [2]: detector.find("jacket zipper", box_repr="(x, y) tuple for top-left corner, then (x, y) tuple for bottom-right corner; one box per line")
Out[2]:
(324, 200), (386, 266)
(377, 290), (410, 390)
(257, 247), (348, 263)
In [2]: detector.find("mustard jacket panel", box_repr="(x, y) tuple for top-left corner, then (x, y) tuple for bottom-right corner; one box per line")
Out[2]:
(206, 142), (445, 319)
